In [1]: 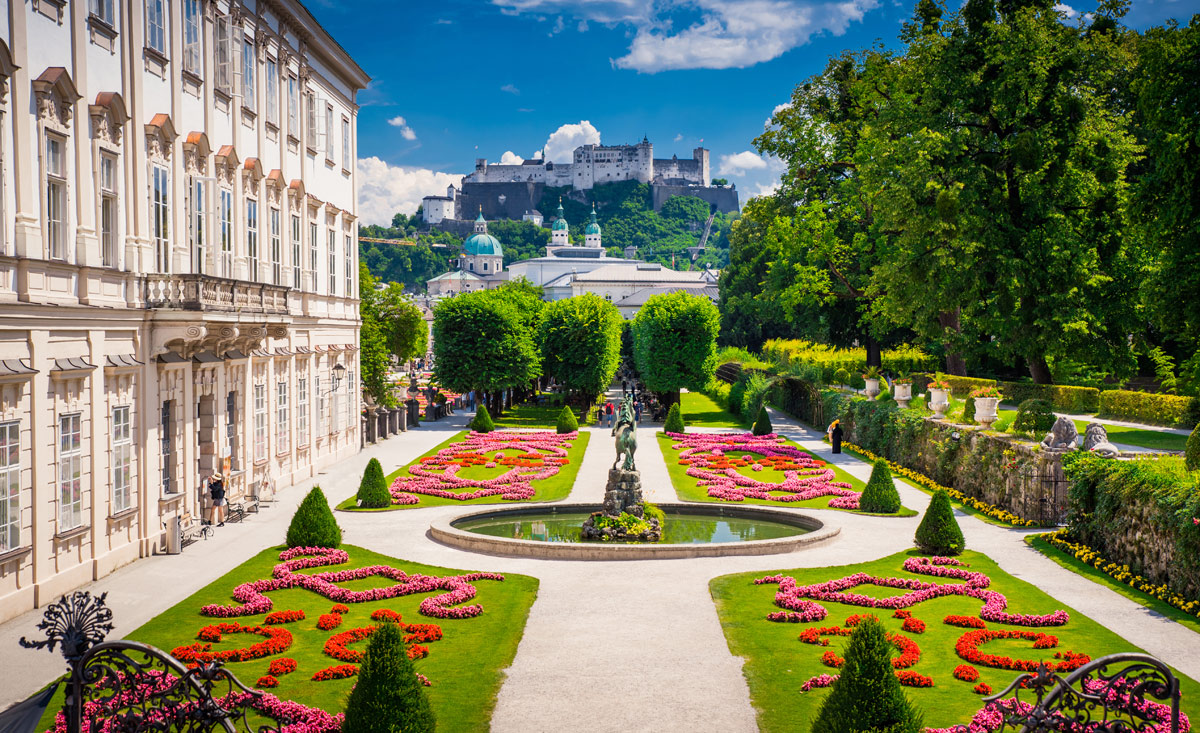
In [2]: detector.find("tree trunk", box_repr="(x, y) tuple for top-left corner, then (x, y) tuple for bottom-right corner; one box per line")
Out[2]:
(937, 310), (967, 376)
(1027, 356), (1053, 385)
(865, 336), (882, 368)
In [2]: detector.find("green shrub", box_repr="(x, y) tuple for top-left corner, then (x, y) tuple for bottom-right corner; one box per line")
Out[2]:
(471, 403), (495, 432)
(1187, 425), (1199, 472)
(914, 490), (964, 555)
(1000, 382), (1100, 413)
(1098, 389), (1197, 428)
(849, 373), (866, 390)
(705, 379), (732, 408)
(1012, 399), (1056, 435)
(936, 374), (997, 398)
(342, 621), (435, 733)
(961, 397), (976, 424)
(761, 339), (937, 384)
(556, 405), (579, 434)
(833, 368), (850, 385)
(810, 618), (923, 733)
(859, 460), (901, 514)
(728, 379), (747, 416)
(743, 372), (773, 417)
(752, 405), (773, 435)
(356, 458), (391, 509)
(286, 486), (342, 548)
(664, 402), (685, 433)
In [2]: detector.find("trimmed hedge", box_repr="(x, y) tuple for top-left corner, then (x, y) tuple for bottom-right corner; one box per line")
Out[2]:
(760, 339), (937, 384)
(811, 618), (923, 733)
(935, 374), (996, 398)
(859, 459), (902, 514)
(915, 489), (965, 555)
(1012, 399), (1055, 436)
(555, 405), (579, 434)
(471, 404), (495, 432)
(664, 402), (685, 433)
(343, 620), (435, 733)
(1098, 389), (1198, 428)
(357, 458), (391, 509)
(286, 487), (342, 548)
(752, 406), (773, 435)
(1000, 382), (1100, 414)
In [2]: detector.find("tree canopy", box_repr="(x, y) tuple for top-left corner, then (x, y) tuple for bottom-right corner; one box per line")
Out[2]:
(537, 294), (623, 404)
(632, 291), (720, 403)
(432, 288), (543, 399)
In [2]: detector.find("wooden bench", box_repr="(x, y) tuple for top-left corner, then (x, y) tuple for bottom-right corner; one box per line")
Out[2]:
(179, 515), (212, 548)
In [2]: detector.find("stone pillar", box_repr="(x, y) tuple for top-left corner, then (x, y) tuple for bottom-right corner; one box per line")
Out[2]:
(377, 408), (390, 439)
(365, 407), (376, 444)
(396, 403), (407, 432)
(390, 407), (401, 434)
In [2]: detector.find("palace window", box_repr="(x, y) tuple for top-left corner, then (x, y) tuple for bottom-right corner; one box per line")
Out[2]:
(160, 401), (174, 494)
(0, 421), (20, 551)
(191, 178), (206, 274)
(219, 188), (233, 278)
(112, 406), (132, 513)
(146, 0), (167, 56)
(241, 39), (256, 112)
(100, 153), (118, 268)
(328, 228), (336, 295)
(331, 369), (341, 433)
(341, 117), (350, 170)
(226, 391), (239, 470)
(254, 383), (267, 461)
(215, 15), (231, 94)
(347, 363), (356, 426)
(344, 234), (352, 296)
(297, 374), (308, 445)
(183, 0), (202, 74)
(270, 207), (281, 285)
(45, 134), (67, 260)
(152, 165), (170, 273)
(59, 413), (83, 530)
(315, 377), (324, 437)
(305, 92), (316, 145)
(247, 198), (259, 281)
(291, 214), (301, 288)
(90, 0), (114, 25)
(266, 58), (278, 126)
(309, 221), (319, 291)
(324, 105), (334, 160)
(276, 380), (289, 454)
(287, 76), (299, 137)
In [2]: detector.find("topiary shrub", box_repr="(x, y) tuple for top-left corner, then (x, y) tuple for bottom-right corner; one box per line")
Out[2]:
(1187, 423), (1199, 472)
(664, 402), (685, 433)
(471, 403), (495, 433)
(728, 379), (747, 416)
(1012, 398), (1055, 435)
(961, 396), (976, 424)
(810, 618), (923, 733)
(858, 459), (901, 514)
(286, 487), (342, 548)
(849, 373), (866, 390)
(556, 405), (579, 434)
(752, 405), (773, 436)
(833, 368), (850, 386)
(342, 621), (435, 733)
(914, 489), (964, 555)
(356, 458), (391, 509)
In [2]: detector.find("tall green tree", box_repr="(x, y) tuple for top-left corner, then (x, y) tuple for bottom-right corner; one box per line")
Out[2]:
(537, 294), (623, 405)
(632, 291), (720, 405)
(359, 265), (428, 407)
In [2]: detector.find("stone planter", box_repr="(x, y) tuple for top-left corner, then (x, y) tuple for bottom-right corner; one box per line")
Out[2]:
(929, 388), (950, 418)
(893, 382), (912, 408)
(864, 378), (881, 398)
(975, 396), (1000, 429)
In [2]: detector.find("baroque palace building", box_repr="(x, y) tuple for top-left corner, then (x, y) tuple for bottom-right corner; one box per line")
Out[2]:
(0, 0), (369, 623)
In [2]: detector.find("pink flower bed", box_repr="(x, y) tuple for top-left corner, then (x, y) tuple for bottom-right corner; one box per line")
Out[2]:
(757, 557), (1069, 627)
(664, 431), (861, 507)
(199, 547), (504, 620)
(388, 430), (577, 504)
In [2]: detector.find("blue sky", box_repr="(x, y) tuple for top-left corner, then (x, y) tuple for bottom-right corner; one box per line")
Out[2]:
(307, 0), (1200, 225)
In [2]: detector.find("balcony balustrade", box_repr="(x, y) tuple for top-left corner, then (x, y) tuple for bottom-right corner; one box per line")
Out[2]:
(144, 274), (290, 315)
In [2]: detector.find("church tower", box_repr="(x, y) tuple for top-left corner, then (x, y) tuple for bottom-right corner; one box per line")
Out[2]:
(551, 198), (569, 247)
(584, 205), (602, 248)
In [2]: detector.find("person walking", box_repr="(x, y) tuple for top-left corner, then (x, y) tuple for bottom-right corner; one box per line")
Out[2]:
(829, 420), (844, 454)
(605, 401), (614, 428)
(207, 472), (227, 527)
(634, 399), (642, 425)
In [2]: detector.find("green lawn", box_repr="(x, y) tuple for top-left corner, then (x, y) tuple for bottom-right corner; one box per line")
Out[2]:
(658, 433), (916, 516)
(710, 549), (1200, 732)
(36, 545), (538, 732)
(679, 391), (745, 429)
(338, 430), (590, 511)
(492, 401), (576, 429)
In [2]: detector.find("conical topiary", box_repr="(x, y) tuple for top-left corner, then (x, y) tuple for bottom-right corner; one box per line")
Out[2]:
(664, 402), (685, 433)
(1186, 423), (1199, 472)
(858, 459), (901, 514)
(962, 396), (976, 424)
(471, 403), (495, 433)
(285, 486), (341, 548)
(914, 489), (965, 555)
(342, 621), (435, 733)
(556, 405), (579, 434)
(752, 405), (773, 436)
(810, 618), (923, 733)
(356, 458), (391, 509)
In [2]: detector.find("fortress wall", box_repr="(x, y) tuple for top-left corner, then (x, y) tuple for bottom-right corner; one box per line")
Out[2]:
(650, 184), (740, 214)
(457, 181), (546, 220)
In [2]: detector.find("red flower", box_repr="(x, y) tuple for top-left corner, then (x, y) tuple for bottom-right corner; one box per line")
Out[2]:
(311, 664), (358, 682)
(893, 610), (912, 619)
(255, 675), (279, 688)
(901, 618), (926, 634)
(953, 664), (980, 682)
(895, 671), (934, 687)
(973, 682), (993, 695)
(955, 629), (1089, 673)
(944, 615), (987, 629)
(267, 658), (297, 676)
(331, 604), (350, 615)
(264, 610), (306, 625)
(171, 623), (292, 664)
(317, 614), (343, 631)
(821, 650), (844, 668)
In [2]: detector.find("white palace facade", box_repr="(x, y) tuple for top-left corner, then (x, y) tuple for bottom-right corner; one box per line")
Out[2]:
(0, 0), (369, 622)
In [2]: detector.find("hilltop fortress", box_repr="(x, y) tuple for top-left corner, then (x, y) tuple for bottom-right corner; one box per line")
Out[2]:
(422, 137), (739, 230)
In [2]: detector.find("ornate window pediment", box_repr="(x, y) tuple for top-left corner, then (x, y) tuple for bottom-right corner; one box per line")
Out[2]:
(183, 131), (211, 176)
(214, 144), (239, 186)
(242, 157), (263, 188)
(265, 169), (283, 206)
(33, 67), (80, 131)
(144, 112), (176, 163)
(287, 179), (305, 207)
(0, 40), (18, 105)
(89, 92), (128, 147)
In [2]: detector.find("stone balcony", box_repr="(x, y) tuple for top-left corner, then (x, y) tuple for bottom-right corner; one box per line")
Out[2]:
(144, 274), (290, 315)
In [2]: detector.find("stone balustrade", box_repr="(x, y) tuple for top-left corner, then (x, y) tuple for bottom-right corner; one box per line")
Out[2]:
(144, 274), (290, 315)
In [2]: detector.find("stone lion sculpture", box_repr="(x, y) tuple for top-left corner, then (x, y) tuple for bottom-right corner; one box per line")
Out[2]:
(1082, 422), (1120, 458)
(1040, 416), (1079, 452)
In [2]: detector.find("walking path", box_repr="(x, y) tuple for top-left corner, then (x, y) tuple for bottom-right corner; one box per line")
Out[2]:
(4, 394), (1200, 732)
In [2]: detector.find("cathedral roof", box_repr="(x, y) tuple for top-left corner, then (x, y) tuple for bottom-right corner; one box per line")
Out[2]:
(585, 206), (601, 235)
(464, 211), (502, 256)
(552, 200), (569, 231)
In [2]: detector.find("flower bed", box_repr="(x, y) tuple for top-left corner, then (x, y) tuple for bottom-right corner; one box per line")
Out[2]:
(663, 431), (861, 507)
(387, 430), (578, 504)
(171, 623), (293, 664)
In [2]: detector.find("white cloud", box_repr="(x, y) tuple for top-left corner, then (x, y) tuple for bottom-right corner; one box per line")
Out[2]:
(387, 115), (418, 141)
(549, 15), (565, 35)
(674, 133), (683, 142)
(718, 150), (769, 176)
(501, 83), (521, 95)
(578, 19), (589, 31)
(751, 180), (781, 198)
(542, 120), (601, 163)
(493, 0), (879, 72)
(1053, 3), (1077, 17)
(765, 101), (793, 128)
(435, 18), (453, 24)
(500, 150), (525, 165)
(532, 148), (545, 159)
(356, 157), (460, 226)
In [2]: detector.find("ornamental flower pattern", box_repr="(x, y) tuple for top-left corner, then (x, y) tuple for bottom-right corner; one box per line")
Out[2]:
(664, 431), (861, 507)
(199, 547), (504, 620)
(388, 430), (577, 504)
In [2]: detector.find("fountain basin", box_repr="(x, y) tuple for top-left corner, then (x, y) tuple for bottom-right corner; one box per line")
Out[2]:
(430, 503), (839, 560)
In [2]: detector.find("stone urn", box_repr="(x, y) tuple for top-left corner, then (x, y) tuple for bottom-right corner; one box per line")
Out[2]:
(893, 382), (912, 409)
(975, 397), (1000, 429)
(864, 378), (881, 398)
(928, 388), (950, 418)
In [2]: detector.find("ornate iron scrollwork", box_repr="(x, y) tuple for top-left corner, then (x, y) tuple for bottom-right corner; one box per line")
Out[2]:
(21, 592), (285, 733)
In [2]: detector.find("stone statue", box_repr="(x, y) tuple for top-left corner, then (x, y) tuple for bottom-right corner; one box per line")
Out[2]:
(1082, 423), (1120, 458)
(1041, 416), (1079, 452)
(612, 394), (638, 471)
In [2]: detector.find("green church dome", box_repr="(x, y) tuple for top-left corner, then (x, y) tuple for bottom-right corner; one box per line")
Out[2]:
(464, 232), (502, 256)
(552, 217), (569, 231)
(585, 206), (601, 235)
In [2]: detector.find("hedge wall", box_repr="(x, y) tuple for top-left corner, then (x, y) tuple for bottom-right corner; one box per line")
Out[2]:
(935, 374), (997, 398)
(760, 340), (938, 383)
(1098, 389), (1198, 428)
(999, 382), (1101, 414)
(1063, 452), (1200, 599)
(769, 376), (847, 429)
(837, 398), (1060, 525)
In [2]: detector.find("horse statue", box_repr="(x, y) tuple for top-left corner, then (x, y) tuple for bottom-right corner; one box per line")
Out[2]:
(612, 395), (638, 471)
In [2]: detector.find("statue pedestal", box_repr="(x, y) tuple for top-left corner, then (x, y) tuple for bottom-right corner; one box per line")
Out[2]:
(581, 468), (662, 542)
